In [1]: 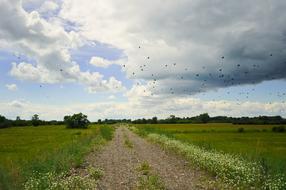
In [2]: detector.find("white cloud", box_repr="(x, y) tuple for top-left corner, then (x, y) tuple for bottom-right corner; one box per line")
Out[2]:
(89, 56), (115, 68)
(0, 98), (285, 120)
(5, 84), (18, 91)
(39, 1), (59, 13)
(0, 0), (125, 93)
(108, 95), (116, 100)
(8, 100), (27, 108)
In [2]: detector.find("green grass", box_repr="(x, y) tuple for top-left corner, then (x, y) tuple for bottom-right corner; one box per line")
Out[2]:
(0, 124), (114, 189)
(99, 125), (115, 141)
(134, 123), (286, 174)
(137, 161), (165, 190)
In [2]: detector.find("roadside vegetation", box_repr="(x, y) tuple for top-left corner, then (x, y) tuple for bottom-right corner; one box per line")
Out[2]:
(123, 132), (134, 149)
(0, 124), (114, 190)
(137, 161), (165, 190)
(131, 124), (286, 189)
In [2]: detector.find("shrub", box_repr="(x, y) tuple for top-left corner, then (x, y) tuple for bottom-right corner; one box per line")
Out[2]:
(64, 113), (90, 129)
(237, 127), (245, 133)
(272, 126), (285, 133)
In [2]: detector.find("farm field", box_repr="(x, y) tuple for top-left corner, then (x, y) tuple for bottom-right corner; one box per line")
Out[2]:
(134, 123), (286, 174)
(0, 125), (113, 189)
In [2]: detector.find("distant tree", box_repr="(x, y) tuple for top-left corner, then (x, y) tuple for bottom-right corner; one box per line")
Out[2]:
(31, 114), (40, 126)
(168, 115), (177, 123)
(14, 116), (23, 126)
(0, 115), (11, 128)
(151, 116), (158, 124)
(64, 113), (90, 129)
(198, 113), (210, 123)
(98, 119), (102, 124)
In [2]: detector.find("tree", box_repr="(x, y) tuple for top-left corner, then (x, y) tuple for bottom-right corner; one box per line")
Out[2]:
(151, 116), (158, 124)
(168, 115), (177, 123)
(64, 113), (90, 129)
(0, 115), (11, 128)
(31, 114), (40, 126)
(198, 113), (210, 123)
(14, 116), (24, 126)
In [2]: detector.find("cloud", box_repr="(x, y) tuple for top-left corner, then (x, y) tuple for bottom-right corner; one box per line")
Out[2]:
(5, 84), (18, 91)
(39, 1), (59, 13)
(0, 97), (285, 120)
(0, 0), (125, 93)
(8, 100), (27, 108)
(89, 56), (115, 68)
(108, 95), (116, 100)
(60, 0), (286, 96)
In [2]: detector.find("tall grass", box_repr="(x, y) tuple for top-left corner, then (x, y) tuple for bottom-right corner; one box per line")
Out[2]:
(99, 125), (115, 141)
(130, 125), (286, 189)
(0, 125), (115, 189)
(134, 124), (286, 174)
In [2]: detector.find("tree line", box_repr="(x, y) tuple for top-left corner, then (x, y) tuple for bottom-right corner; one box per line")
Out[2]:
(130, 114), (286, 125)
(0, 114), (64, 128)
(96, 113), (286, 125)
(1, 113), (286, 129)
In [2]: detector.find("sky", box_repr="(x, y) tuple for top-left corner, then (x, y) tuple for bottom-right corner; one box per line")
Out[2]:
(0, 0), (286, 121)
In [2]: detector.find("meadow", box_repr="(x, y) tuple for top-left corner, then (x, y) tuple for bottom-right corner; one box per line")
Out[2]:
(0, 124), (114, 190)
(132, 123), (286, 189)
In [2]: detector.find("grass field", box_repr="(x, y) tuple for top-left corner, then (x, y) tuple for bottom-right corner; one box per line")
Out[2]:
(133, 123), (286, 188)
(0, 125), (114, 189)
(134, 123), (286, 173)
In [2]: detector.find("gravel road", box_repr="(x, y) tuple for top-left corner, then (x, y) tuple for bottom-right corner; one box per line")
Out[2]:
(85, 126), (206, 190)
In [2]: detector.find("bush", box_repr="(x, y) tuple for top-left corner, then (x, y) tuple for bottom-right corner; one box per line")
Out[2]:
(237, 127), (245, 133)
(272, 126), (285, 133)
(64, 113), (90, 129)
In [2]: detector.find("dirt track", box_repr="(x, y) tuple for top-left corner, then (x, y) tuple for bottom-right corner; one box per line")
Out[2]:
(85, 126), (205, 190)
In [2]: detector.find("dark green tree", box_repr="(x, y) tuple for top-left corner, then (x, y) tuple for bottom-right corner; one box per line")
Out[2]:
(151, 116), (158, 124)
(0, 115), (11, 128)
(198, 113), (210, 123)
(31, 114), (40, 126)
(64, 113), (90, 129)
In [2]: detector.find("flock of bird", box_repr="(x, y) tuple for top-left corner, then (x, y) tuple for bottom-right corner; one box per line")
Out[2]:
(12, 46), (286, 113)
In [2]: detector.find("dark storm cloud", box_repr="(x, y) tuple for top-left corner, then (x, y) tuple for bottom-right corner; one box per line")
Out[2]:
(128, 0), (286, 95)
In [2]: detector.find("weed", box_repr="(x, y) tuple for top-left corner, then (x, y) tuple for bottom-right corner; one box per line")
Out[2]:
(136, 161), (165, 190)
(137, 161), (151, 175)
(87, 166), (104, 180)
(137, 175), (165, 190)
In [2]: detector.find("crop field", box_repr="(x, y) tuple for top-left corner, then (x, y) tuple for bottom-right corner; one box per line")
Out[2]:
(0, 125), (113, 189)
(132, 123), (286, 189)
